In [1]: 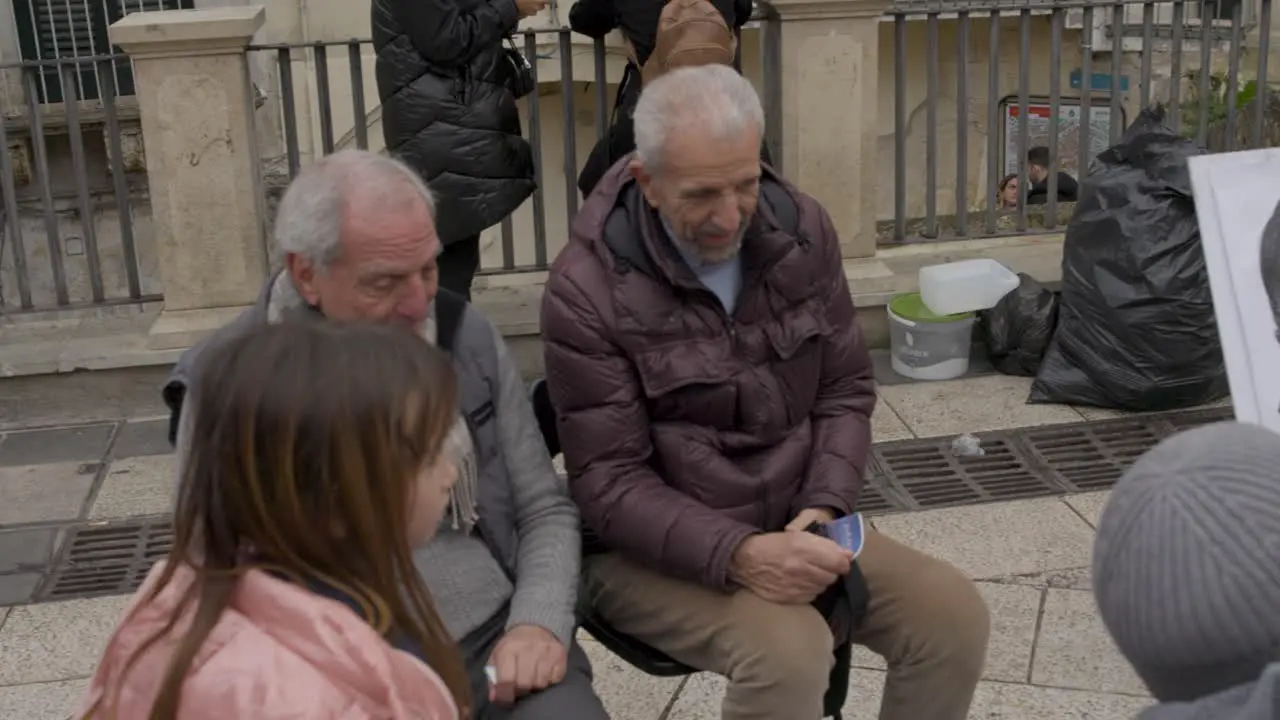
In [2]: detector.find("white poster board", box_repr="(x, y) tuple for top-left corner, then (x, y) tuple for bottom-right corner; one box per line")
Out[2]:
(1187, 149), (1280, 432)
(1002, 102), (1116, 179)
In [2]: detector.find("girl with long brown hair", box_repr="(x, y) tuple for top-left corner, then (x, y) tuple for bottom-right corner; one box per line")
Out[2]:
(76, 319), (470, 719)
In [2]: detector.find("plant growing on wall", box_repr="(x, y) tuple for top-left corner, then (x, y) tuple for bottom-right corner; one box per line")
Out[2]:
(1180, 67), (1259, 139)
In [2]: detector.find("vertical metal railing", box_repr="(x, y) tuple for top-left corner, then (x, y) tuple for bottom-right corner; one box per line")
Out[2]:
(1255, 0), (1272, 146)
(761, 10), (783, 166)
(893, 15), (908, 241)
(247, 19), (782, 274)
(0, 56), (151, 313)
(1016, 8), (1032, 233)
(954, 10), (970, 236)
(984, 9), (1001, 236)
(887, 0), (1276, 245)
(1047, 7), (1063, 226)
(1079, 6), (1094, 176)
(0, 0), (189, 311)
(925, 12), (940, 238)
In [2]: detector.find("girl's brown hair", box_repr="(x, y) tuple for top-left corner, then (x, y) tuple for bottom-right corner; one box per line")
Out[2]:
(103, 319), (468, 718)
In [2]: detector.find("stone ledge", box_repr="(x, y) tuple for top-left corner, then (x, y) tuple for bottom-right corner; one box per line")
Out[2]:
(147, 305), (252, 351)
(471, 231), (1066, 350)
(853, 232), (1064, 306)
(0, 305), (182, 378)
(0, 233), (1065, 379)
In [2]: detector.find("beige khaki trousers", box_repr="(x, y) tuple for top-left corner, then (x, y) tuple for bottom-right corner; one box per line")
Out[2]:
(583, 530), (990, 720)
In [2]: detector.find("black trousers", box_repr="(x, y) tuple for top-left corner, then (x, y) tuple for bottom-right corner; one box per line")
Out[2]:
(439, 234), (482, 301)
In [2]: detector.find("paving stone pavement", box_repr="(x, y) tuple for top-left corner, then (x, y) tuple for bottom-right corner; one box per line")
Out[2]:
(0, 368), (1228, 719)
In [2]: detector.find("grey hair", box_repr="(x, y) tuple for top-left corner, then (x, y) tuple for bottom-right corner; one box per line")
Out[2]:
(273, 149), (436, 268)
(632, 64), (765, 172)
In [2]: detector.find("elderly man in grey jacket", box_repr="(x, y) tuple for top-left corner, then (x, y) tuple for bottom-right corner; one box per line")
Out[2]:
(162, 150), (606, 720)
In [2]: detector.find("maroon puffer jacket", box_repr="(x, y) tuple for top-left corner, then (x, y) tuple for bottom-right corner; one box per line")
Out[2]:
(541, 161), (876, 591)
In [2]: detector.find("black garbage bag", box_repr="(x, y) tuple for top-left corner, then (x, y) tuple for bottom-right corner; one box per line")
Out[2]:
(1029, 105), (1229, 410)
(979, 273), (1058, 377)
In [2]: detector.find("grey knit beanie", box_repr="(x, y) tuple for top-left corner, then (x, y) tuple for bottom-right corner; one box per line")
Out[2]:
(1093, 421), (1280, 703)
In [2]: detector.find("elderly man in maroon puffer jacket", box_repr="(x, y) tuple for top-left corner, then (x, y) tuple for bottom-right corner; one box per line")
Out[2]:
(541, 64), (990, 720)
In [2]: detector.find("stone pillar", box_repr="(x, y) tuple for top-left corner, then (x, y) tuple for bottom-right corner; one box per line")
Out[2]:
(109, 7), (268, 350)
(767, 0), (891, 259)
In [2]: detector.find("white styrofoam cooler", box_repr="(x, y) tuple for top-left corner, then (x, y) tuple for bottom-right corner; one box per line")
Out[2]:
(919, 259), (1021, 316)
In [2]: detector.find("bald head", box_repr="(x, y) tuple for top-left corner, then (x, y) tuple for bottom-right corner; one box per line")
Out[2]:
(279, 150), (441, 327)
(275, 149), (436, 268)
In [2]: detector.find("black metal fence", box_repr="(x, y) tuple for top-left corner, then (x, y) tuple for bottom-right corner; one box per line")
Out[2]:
(0, 54), (153, 313)
(247, 23), (781, 274)
(251, 32), (608, 274)
(887, 0), (1276, 243)
(4, 1), (1275, 312)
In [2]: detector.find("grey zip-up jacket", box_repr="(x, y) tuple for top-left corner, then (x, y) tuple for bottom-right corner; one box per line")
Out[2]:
(163, 275), (582, 646)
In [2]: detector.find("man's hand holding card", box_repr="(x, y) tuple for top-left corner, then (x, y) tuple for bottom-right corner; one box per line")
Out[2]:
(728, 507), (861, 605)
(786, 507), (866, 558)
(821, 513), (866, 558)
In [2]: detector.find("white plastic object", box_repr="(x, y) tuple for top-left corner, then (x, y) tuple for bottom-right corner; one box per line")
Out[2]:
(918, 259), (1021, 316)
(951, 433), (985, 457)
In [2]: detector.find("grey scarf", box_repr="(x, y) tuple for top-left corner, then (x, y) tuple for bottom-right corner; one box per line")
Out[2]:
(264, 272), (481, 532)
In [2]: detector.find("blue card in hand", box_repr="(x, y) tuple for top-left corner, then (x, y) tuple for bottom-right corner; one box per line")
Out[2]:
(824, 512), (865, 558)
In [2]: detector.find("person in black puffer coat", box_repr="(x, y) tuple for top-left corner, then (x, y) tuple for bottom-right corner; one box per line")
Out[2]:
(373, 0), (544, 299)
(569, 0), (759, 198)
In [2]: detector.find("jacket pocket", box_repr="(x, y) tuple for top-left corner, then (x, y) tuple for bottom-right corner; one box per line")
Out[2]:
(632, 336), (739, 431)
(762, 306), (828, 428)
(762, 304), (828, 360)
(632, 335), (734, 398)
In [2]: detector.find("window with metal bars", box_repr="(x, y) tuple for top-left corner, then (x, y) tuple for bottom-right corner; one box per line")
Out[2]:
(13, 0), (194, 104)
(1195, 0), (1244, 21)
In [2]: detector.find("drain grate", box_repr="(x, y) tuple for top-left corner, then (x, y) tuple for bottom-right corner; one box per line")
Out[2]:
(872, 433), (1057, 511)
(865, 403), (1236, 512)
(39, 518), (173, 601)
(1022, 418), (1164, 493)
(854, 478), (897, 516)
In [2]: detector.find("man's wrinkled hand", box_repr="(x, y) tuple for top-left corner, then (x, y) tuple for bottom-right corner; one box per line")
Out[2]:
(785, 507), (836, 532)
(487, 625), (567, 705)
(515, 0), (549, 18)
(729, 531), (853, 605)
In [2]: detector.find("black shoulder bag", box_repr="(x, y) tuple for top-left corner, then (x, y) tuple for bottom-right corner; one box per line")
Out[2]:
(502, 37), (536, 99)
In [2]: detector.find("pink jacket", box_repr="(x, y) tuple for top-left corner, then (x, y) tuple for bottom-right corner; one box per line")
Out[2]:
(77, 561), (459, 719)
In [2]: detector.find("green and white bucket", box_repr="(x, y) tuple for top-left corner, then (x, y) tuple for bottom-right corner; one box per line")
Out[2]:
(887, 292), (976, 381)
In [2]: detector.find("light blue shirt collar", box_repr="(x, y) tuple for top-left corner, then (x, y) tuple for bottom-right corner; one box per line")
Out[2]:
(661, 218), (743, 314)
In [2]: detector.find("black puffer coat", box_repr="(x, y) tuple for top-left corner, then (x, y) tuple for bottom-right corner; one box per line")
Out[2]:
(568, 0), (757, 197)
(373, 0), (536, 244)
(568, 0), (751, 68)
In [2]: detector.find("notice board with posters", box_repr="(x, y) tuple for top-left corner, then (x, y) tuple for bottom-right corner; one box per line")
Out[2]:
(1000, 99), (1120, 179)
(1188, 148), (1280, 433)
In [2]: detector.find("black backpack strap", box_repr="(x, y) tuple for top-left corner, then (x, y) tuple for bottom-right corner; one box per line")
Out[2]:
(434, 288), (468, 353)
(759, 177), (800, 236)
(602, 204), (659, 278)
(163, 380), (186, 447)
(611, 63), (641, 126)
